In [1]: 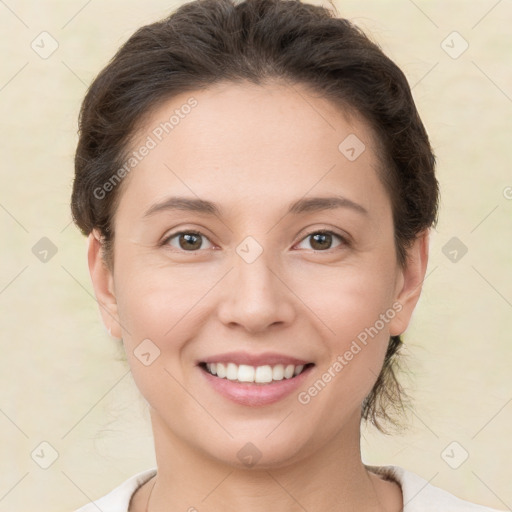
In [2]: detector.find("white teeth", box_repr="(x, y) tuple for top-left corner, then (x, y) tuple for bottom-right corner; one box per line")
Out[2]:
(283, 364), (295, 379)
(238, 364), (255, 382)
(272, 364), (284, 381)
(205, 362), (309, 383)
(255, 365), (273, 383)
(226, 363), (238, 380)
(216, 363), (226, 378)
(293, 365), (304, 376)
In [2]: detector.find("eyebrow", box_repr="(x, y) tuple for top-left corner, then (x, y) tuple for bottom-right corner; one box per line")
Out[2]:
(143, 195), (369, 218)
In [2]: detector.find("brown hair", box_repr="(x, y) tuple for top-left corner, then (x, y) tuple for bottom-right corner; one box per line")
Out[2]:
(71, 0), (439, 433)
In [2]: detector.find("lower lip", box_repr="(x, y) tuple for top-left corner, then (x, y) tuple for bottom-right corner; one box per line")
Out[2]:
(199, 365), (314, 406)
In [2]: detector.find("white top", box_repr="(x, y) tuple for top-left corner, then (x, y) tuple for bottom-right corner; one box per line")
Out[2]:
(74, 465), (504, 512)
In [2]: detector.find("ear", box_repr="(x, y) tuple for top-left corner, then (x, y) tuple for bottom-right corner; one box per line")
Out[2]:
(87, 229), (122, 339)
(388, 228), (430, 336)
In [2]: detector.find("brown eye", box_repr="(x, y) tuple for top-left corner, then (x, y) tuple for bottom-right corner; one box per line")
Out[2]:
(164, 231), (213, 251)
(296, 230), (346, 251)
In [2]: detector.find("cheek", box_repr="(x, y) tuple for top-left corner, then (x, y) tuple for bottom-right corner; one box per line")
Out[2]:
(298, 262), (396, 340)
(114, 260), (220, 346)
(113, 267), (198, 406)
(114, 238), (397, 346)
(299, 286), (394, 422)
(296, 264), (395, 394)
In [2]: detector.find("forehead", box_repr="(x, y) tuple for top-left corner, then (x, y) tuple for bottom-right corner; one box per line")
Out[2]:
(115, 81), (389, 221)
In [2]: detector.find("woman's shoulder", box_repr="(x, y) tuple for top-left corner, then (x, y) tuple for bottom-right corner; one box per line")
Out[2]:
(367, 464), (504, 511)
(73, 467), (157, 512)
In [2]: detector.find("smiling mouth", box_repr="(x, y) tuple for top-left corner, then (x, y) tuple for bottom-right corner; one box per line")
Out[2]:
(199, 361), (315, 385)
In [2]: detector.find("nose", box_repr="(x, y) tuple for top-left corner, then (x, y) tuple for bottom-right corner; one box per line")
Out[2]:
(216, 248), (296, 334)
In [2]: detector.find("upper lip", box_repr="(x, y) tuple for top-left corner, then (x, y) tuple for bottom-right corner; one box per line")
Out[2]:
(198, 351), (313, 367)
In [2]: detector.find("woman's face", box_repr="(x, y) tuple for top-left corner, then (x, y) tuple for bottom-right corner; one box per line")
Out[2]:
(89, 81), (428, 468)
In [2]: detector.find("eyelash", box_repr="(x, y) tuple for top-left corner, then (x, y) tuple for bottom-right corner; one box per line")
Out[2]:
(161, 229), (350, 253)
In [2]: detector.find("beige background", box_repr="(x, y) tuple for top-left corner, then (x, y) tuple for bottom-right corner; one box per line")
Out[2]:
(0, 0), (511, 510)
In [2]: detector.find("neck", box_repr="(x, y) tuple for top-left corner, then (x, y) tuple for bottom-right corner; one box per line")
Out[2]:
(139, 408), (401, 512)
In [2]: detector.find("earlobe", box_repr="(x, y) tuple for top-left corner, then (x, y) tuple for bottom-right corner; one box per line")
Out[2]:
(87, 229), (122, 339)
(388, 229), (430, 336)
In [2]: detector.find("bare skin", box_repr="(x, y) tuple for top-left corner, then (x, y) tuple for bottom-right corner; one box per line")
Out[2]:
(129, 473), (403, 512)
(88, 80), (429, 512)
